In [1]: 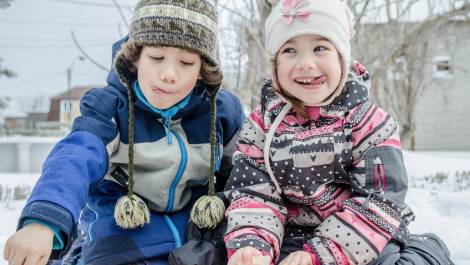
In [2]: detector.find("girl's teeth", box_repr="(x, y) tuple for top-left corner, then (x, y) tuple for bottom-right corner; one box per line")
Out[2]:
(296, 78), (313, 84)
(295, 77), (324, 84)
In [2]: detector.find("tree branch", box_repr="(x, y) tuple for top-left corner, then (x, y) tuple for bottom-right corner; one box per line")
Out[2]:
(71, 30), (109, 72)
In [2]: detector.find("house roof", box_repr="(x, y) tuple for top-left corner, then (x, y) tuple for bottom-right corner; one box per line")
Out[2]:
(50, 85), (96, 100)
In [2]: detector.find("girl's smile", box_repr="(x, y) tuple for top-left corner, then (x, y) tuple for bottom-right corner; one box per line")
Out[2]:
(276, 34), (342, 106)
(293, 75), (327, 90)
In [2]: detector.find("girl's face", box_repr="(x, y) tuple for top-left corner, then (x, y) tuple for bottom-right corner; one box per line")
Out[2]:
(135, 46), (202, 109)
(276, 34), (342, 106)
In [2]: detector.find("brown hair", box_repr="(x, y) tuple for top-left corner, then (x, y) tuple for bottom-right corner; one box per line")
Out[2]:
(119, 41), (223, 90)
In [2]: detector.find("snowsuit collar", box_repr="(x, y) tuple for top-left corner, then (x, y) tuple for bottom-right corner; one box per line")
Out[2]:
(261, 61), (371, 118)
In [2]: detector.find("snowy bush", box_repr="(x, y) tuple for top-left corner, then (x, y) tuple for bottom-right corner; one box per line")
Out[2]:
(0, 184), (32, 204)
(421, 171), (470, 192)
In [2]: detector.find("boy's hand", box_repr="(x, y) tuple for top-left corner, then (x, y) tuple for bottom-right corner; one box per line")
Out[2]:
(3, 223), (54, 265)
(278, 251), (313, 265)
(228, 246), (268, 265)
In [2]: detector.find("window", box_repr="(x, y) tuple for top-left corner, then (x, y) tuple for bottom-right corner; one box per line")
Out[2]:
(387, 57), (406, 81)
(60, 100), (73, 113)
(433, 56), (452, 79)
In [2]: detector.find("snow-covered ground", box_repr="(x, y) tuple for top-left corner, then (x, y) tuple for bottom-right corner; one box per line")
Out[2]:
(1, 151), (469, 264)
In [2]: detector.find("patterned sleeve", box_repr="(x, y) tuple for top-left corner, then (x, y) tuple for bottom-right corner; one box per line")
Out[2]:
(224, 107), (288, 262)
(303, 102), (410, 265)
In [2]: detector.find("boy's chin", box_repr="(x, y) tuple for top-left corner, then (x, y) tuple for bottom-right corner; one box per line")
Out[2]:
(149, 100), (176, 110)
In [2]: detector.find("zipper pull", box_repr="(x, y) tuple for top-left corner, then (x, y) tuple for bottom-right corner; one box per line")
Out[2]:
(165, 118), (172, 145)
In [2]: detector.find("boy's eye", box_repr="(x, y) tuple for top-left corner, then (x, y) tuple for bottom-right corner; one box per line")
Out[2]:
(314, 46), (328, 52)
(281, 47), (296, 54)
(150, 56), (163, 61)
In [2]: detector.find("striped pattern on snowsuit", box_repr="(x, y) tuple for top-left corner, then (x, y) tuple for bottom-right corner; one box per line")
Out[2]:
(224, 63), (412, 265)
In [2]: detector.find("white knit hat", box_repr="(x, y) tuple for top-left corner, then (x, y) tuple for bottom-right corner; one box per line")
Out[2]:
(265, 0), (355, 106)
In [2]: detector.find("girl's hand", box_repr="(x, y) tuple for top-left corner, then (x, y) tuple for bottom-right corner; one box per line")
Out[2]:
(228, 246), (268, 265)
(278, 251), (313, 265)
(3, 223), (54, 265)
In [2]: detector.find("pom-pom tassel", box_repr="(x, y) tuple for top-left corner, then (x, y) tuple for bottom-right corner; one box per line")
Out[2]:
(114, 194), (150, 229)
(190, 195), (225, 229)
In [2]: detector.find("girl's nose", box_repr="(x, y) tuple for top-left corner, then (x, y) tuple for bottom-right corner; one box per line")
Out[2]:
(297, 57), (316, 71)
(160, 67), (177, 84)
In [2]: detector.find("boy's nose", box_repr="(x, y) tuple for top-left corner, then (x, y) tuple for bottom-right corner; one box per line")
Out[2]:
(160, 67), (177, 84)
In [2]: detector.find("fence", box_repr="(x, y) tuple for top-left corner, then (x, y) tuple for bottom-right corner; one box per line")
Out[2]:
(0, 137), (60, 173)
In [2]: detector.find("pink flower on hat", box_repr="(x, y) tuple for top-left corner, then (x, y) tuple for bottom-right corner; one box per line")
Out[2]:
(281, 0), (312, 25)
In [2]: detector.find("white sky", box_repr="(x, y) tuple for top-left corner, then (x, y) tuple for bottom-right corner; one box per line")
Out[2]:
(0, 0), (454, 115)
(0, 0), (136, 114)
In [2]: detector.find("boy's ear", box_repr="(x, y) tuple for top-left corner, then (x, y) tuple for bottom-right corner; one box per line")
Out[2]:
(197, 74), (202, 80)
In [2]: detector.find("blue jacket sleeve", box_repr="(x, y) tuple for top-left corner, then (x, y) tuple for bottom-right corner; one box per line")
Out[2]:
(18, 87), (121, 257)
(214, 89), (245, 191)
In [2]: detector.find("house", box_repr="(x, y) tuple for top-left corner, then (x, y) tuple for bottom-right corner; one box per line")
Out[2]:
(5, 114), (27, 130)
(47, 85), (93, 124)
(353, 20), (470, 151)
(27, 112), (49, 129)
(412, 21), (470, 150)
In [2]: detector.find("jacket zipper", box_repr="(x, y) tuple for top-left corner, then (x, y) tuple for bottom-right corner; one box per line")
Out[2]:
(373, 156), (385, 193)
(164, 215), (183, 248)
(364, 156), (385, 210)
(162, 128), (186, 248)
(165, 129), (188, 212)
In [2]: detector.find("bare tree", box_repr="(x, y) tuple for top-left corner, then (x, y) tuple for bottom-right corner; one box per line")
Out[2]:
(0, 1), (16, 80)
(17, 94), (48, 114)
(0, 0), (14, 9)
(0, 58), (16, 79)
(219, 0), (272, 111)
(350, 0), (470, 149)
(70, 1), (134, 72)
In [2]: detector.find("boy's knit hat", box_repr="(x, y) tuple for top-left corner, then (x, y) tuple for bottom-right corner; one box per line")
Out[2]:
(130, 0), (218, 67)
(265, 0), (355, 106)
(113, 0), (225, 230)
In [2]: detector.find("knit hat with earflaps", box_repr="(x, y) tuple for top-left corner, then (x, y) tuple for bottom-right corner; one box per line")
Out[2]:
(113, 0), (224, 229)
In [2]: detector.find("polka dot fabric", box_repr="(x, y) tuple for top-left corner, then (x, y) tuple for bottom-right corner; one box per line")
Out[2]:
(224, 63), (411, 265)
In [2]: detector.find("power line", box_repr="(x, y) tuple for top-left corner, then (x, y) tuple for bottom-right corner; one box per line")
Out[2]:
(0, 18), (120, 27)
(0, 36), (116, 42)
(48, 0), (133, 9)
(0, 43), (110, 49)
(0, 71), (65, 89)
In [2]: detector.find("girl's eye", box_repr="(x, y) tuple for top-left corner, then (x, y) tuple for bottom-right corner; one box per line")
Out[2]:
(181, 61), (195, 66)
(281, 47), (296, 54)
(314, 46), (328, 52)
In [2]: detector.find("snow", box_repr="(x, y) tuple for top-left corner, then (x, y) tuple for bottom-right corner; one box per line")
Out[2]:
(0, 136), (60, 143)
(1, 151), (470, 264)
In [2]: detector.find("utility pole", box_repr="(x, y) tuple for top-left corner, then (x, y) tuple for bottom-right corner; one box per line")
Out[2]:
(65, 56), (84, 124)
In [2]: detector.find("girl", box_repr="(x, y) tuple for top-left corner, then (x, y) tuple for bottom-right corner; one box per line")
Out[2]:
(223, 0), (453, 265)
(4, 0), (244, 264)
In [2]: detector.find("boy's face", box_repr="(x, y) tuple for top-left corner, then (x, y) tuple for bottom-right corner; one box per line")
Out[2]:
(276, 34), (342, 106)
(135, 46), (202, 109)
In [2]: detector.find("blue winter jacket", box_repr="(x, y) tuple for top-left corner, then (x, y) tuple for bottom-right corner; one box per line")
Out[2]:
(18, 37), (245, 265)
